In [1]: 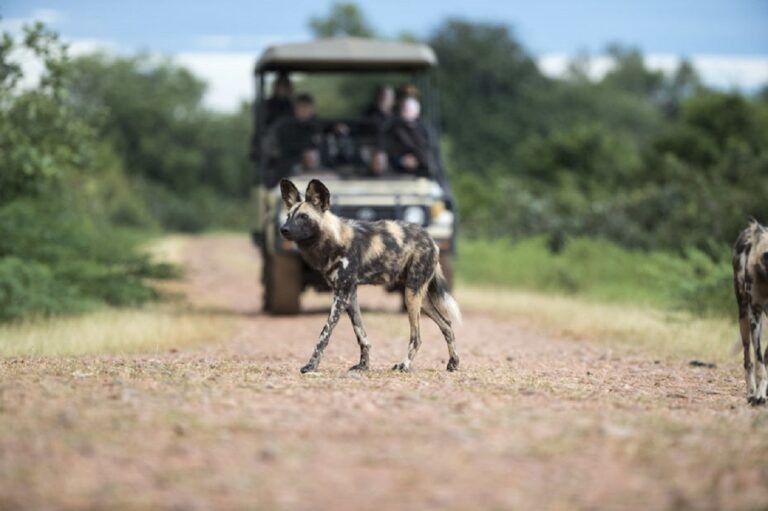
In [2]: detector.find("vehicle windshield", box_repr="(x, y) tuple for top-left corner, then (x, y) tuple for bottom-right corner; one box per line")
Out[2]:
(254, 71), (441, 186)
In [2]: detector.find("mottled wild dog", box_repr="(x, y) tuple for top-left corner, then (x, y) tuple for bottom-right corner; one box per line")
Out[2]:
(733, 219), (768, 405)
(279, 179), (461, 373)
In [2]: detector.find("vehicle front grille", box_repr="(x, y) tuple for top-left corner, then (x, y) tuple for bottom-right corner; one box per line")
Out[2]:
(334, 205), (397, 222)
(332, 205), (428, 226)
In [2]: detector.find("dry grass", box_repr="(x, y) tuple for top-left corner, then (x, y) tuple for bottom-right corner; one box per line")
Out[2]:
(458, 286), (737, 362)
(0, 308), (234, 357)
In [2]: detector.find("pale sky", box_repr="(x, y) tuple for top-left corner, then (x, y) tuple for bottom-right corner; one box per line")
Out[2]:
(2, 1), (767, 111)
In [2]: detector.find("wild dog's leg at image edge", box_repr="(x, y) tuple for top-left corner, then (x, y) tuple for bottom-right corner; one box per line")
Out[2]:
(735, 238), (757, 403)
(347, 291), (370, 371)
(301, 290), (351, 373)
(751, 303), (767, 404)
(740, 308), (757, 403)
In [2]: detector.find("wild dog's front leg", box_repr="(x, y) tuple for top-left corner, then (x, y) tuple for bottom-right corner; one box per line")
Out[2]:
(300, 293), (349, 373)
(346, 293), (370, 371)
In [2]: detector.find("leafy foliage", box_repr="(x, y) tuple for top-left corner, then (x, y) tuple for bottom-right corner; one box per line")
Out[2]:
(428, 19), (768, 257)
(309, 2), (376, 38)
(0, 24), (172, 322)
(0, 25), (93, 202)
(67, 54), (253, 201)
(458, 237), (733, 317)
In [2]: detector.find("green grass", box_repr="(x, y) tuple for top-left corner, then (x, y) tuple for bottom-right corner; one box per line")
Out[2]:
(457, 236), (733, 316)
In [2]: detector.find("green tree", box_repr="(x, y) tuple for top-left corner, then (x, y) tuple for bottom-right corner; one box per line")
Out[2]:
(0, 24), (172, 322)
(0, 24), (93, 203)
(601, 44), (665, 99)
(67, 53), (253, 206)
(309, 2), (376, 38)
(68, 53), (208, 192)
(430, 19), (551, 172)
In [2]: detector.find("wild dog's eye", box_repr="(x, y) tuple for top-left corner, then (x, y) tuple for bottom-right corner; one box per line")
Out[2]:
(299, 213), (309, 220)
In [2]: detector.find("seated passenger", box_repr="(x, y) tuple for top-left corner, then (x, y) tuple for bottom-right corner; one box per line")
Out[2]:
(364, 85), (395, 125)
(394, 83), (420, 112)
(369, 149), (389, 176)
(264, 73), (293, 126)
(274, 93), (321, 167)
(325, 122), (356, 167)
(383, 97), (434, 175)
(302, 148), (321, 171)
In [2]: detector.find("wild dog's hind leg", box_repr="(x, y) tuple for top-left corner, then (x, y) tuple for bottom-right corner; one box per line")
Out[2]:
(751, 304), (766, 405)
(301, 292), (349, 373)
(347, 292), (370, 371)
(422, 298), (459, 371)
(393, 286), (426, 372)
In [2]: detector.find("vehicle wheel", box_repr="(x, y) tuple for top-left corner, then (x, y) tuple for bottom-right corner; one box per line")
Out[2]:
(263, 253), (302, 314)
(439, 253), (454, 291)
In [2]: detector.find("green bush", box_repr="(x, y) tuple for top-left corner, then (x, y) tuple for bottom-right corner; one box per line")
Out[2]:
(0, 198), (176, 322)
(137, 180), (252, 233)
(0, 258), (73, 321)
(457, 236), (734, 317)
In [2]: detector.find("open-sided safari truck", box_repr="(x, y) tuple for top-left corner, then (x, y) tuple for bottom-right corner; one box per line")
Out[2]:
(251, 38), (457, 314)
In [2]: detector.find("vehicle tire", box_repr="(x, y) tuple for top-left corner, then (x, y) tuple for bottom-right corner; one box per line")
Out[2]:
(439, 253), (455, 291)
(263, 252), (302, 315)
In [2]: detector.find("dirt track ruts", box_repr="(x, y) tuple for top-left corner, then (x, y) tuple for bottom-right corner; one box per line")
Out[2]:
(2, 234), (767, 511)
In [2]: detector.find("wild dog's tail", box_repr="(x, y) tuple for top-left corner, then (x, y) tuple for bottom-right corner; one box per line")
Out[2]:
(426, 265), (462, 326)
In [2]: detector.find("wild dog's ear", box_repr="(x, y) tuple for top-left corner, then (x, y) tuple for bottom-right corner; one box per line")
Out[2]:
(280, 179), (301, 208)
(305, 179), (330, 212)
(749, 217), (766, 235)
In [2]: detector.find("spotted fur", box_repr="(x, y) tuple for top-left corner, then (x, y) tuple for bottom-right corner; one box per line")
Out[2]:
(279, 178), (461, 373)
(733, 219), (768, 405)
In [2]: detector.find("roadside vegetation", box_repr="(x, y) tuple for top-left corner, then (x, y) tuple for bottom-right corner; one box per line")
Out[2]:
(455, 237), (736, 362)
(1, 4), (766, 350)
(457, 237), (732, 316)
(0, 25), (175, 324)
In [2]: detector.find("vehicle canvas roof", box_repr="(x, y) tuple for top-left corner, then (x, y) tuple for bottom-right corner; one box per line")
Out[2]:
(256, 37), (438, 73)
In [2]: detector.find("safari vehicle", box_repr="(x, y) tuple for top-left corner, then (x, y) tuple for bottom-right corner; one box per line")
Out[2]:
(251, 38), (457, 314)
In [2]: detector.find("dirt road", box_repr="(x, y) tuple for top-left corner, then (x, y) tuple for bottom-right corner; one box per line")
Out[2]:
(2, 235), (767, 510)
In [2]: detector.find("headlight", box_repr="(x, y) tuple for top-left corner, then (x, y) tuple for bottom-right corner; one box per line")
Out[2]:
(356, 207), (376, 221)
(430, 201), (445, 219)
(403, 206), (426, 225)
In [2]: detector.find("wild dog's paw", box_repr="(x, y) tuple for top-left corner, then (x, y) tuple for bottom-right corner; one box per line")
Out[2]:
(748, 395), (765, 406)
(300, 363), (318, 374)
(391, 362), (410, 373)
(348, 363), (369, 371)
(446, 358), (460, 372)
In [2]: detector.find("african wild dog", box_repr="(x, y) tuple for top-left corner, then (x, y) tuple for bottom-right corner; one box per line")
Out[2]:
(733, 219), (768, 405)
(279, 178), (461, 373)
